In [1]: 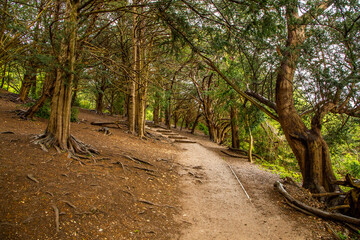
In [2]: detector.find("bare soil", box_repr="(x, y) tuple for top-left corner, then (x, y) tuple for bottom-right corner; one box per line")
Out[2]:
(0, 90), (181, 239)
(0, 89), (352, 239)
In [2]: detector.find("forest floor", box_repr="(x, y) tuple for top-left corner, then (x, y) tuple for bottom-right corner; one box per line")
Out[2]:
(0, 89), (349, 239)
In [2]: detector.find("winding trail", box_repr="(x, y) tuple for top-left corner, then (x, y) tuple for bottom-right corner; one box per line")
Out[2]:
(176, 141), (314, 240)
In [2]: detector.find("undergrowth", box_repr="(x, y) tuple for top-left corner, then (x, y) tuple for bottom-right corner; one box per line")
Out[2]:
(23, 101), (79, 122)
(256, 158), (302, 183)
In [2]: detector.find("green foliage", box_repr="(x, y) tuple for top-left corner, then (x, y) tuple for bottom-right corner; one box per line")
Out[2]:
(197, 123), (209, 136)
(336, 231), (348, 240)
(259, 160), (302, 182)
(23, 101), (79, 122)
(35, 102), (51, 119)
(333, 153), (360, 179)
(70, 107), (79, 122)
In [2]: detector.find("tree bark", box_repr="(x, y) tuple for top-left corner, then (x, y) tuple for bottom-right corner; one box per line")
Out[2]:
(24, 72), (55, 119)
(173, 111), (178, 129)
(128, 2), (137, 134)
(191, 112), (201, 134)
(230, 104), (240, 149)
(153, 92), (160, 125)
(248, 127), (253, 163)
(0, 63), (6, 88)
(19, 65), (36, 101)
(33, 0), (98, 155)
(275, 4), (337, 193)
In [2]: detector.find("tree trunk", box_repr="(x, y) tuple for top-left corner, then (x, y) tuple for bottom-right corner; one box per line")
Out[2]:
(30, 75), (37, 98)
(173, 112), (178, 129)
(24, 73), (55, 119)
(206, 119), (217, 142)
(165, 103), (171, 129)
(19, 66), (36, 101)
(191, 113), (201, 134)
(248, 127), (253, 163)
(153, 93), (160, 125)
(0, 63), (6, 88)
(275, 5), (337, 193)
(95, 91), (104, 114)
(128, 2), (137, 134)
(230, 104), (240, 149)
(180, 116), (185, 130)
(71, 74), (79, 106)
(34, 0), (97, 155)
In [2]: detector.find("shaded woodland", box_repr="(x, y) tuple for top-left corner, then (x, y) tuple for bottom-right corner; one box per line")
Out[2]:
(1, 0), (360, 229)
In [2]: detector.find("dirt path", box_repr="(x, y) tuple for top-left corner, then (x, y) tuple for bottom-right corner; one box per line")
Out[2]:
(175, 140), (322, 240)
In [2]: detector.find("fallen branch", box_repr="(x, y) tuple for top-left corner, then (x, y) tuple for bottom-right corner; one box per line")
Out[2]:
(1, 131), (15, 134)
(311, 192), (346, 198)
(284, 198), (316, 217)
(132, 166), (155, 172)
(51, 205), (60, 232)
(91, 121), (124, 129)
(174, 140), (196, 143)
(274, 181), (360, 226)
(328, 205), (351, 211)
(221, 150), (247, 159)
(228, 147), (263, 160)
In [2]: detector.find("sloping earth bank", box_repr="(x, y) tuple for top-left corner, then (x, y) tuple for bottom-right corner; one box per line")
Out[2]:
(0, 91), (182, 239)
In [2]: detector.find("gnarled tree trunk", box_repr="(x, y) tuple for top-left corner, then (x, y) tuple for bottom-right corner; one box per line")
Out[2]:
(276, 5), (337, 193)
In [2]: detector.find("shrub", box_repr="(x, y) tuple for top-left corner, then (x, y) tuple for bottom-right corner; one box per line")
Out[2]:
(197, 123), (209, 135)
(70, 107), (79, 122)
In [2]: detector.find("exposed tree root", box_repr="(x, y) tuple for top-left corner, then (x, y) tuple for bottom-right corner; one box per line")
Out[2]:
(32, 134), (99, 157)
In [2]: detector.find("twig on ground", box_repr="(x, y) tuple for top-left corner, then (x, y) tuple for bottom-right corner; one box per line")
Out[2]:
(132, 166), (155, 172)
(45, 191), (54, 197)
(324, 223), (342, 240)
(1, 131), (15, 134)
(123, 155), (153, 166)
(62, 200), (76, 209)
(51, 205), (60, 232)
(221, 150), (246, 159)
(138, 199), (176, 209)
(27, 174), (39, 183)
(112, 161), (126, 172)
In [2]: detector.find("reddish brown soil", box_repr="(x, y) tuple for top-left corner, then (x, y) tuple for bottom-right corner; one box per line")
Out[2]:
(0, 90), (181, 239)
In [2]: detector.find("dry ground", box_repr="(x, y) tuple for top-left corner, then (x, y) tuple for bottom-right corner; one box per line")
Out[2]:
(0, 89), (354, 239)
(0, 90), (181, 239)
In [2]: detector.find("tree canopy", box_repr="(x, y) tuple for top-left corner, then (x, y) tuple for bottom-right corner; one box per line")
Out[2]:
(1, 0), (360, 201)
